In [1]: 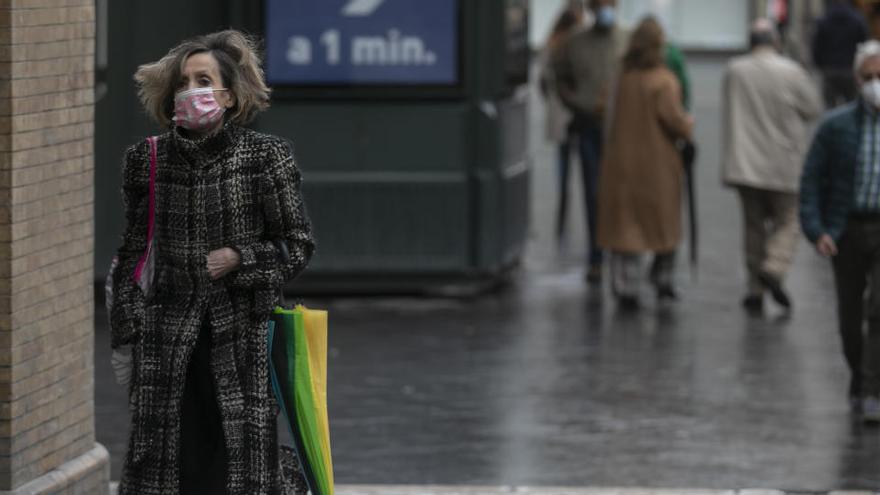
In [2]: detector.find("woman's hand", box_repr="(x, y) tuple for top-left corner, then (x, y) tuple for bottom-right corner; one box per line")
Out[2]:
(207, 247), (241, 280)
(815, 234), (838, 258)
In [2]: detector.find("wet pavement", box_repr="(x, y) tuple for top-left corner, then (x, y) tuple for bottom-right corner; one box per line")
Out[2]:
(334, 489), (874, 495)
(94, 55), (880, 491)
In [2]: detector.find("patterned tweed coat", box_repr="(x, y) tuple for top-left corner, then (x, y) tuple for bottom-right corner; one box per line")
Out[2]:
(110, 123), (314, 494)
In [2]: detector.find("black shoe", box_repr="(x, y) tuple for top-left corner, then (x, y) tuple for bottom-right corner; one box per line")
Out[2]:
(742, 294), (763, 313)
(757, 271), (791, 309)
(656, 284), (679, 301)
(617, 294), (640, 311)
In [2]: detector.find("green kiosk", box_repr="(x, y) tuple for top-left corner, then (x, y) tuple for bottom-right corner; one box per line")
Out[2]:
(94, 0), (531, 294)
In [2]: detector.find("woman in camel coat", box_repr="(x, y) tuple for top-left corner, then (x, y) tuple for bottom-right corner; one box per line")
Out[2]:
(597, 16), (693, 308)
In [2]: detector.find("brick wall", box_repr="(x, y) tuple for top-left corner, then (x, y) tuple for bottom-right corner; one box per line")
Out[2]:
(0, 1), (107, 493)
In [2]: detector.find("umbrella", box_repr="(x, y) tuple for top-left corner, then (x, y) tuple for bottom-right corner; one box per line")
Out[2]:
(269, 305), (334, 495)
(680, 139), (698, 274)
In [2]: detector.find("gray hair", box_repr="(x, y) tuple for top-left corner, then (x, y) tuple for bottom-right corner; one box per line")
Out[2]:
(855, 40), (880, 74)
(749, 18), (779, 49)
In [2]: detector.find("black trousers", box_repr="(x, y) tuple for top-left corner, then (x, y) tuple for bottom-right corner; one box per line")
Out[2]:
(832, 217), (880, 398)
(574, 118), (604, 267)
(179, 322), (229, 494)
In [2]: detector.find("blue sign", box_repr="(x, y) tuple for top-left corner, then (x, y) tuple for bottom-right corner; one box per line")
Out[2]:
(265, 0), (459, 86)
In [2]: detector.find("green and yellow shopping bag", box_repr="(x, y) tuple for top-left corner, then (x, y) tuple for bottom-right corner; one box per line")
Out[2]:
(268, 305), (334, 495)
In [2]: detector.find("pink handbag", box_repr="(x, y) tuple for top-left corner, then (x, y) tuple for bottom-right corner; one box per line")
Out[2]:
(106, 136), (158, 381)
(105, 136), (159, 316)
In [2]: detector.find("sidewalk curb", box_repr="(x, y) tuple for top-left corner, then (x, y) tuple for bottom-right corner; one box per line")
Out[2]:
(109, 483), (879, 495)
(334, 488), (879, 495)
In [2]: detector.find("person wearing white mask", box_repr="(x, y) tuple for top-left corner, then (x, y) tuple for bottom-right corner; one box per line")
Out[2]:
(553, 0), (630, 284)
(111, 30), (314, 492)
(800, 40), (880, 423)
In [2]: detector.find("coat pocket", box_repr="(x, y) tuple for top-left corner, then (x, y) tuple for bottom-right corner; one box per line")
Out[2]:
(125, 302), (162, 467)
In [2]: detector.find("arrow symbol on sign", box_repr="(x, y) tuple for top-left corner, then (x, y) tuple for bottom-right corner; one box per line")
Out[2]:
(342, 0), (385, 17)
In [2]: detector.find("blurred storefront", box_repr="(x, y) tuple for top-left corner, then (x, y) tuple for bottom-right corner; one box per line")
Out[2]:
(530, 0), (754, 51)
(95, 0), (532, 294)
(530, 0), (826, 64)
(618, 0), (750, 50)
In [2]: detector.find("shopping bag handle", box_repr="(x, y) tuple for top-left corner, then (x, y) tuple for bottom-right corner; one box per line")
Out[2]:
(272, 239), (302, 308)
(273, 238), (290, 264)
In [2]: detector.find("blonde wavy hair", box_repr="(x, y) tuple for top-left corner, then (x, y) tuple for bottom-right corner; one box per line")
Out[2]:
(134, 30), (271, 128)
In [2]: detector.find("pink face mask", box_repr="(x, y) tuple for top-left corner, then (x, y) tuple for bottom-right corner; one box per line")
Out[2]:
(173, 87), (228, 131)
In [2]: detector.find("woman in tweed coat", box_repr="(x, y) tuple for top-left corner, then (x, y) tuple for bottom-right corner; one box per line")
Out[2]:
(110, 30), (314, 494)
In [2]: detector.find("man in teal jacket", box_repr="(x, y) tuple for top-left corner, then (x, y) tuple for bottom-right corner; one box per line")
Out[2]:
(665, 43), (690, 110)
(800, 40), (880, 423)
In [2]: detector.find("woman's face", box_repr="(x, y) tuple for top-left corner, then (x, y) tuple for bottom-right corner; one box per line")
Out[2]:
(177, 52), (235, 110)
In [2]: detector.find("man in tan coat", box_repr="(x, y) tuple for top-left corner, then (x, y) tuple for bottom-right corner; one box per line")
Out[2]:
(722, 19), (822, 313)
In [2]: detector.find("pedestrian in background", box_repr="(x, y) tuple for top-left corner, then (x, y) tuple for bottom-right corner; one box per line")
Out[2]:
(665, 42), (691, 110)
(800, 40), (880, 423)
(110, 30), (314, 492)
(722, 19), (822, 313)
(554, 0), (629, 284)
(540, 5), (586, 241)
(597, 16), (694, 309)
(812, 0), (868, 108)
(868, 2), (880, 40)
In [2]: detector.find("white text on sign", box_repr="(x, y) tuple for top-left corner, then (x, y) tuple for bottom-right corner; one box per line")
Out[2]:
(286, 29), (438, 66)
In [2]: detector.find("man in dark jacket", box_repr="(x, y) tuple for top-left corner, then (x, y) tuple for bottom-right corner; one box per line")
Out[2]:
(553, 0), (629, 284)
(800, 40), (880, 423)
(812, 0), (868, 108)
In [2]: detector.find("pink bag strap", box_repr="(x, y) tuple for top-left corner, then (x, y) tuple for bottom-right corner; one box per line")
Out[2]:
(145, 136), (157, 245)
(133, 136), (158, 282)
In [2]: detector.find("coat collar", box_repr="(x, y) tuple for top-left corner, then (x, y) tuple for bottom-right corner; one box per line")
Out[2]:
(171, 122), (240, 168)
(859, 97), (878, 119)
